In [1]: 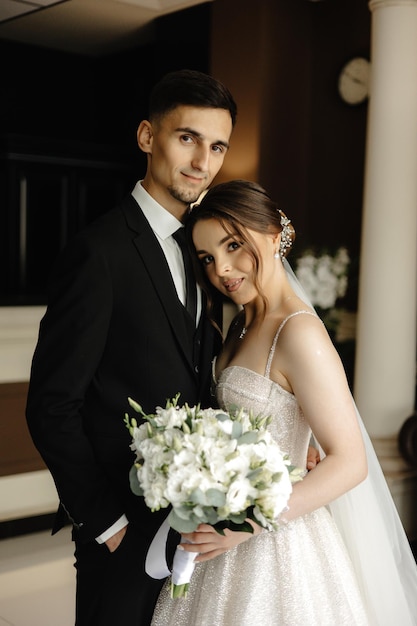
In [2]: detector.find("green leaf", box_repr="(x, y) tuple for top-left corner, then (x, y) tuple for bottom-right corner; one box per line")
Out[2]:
(229, 520), (254, 533)
(232, 421), (243, 439)
(215, 412), (230, 422)
(129, 464), (143, 496)
(247, 467), (263, 480)
(206, 489), (226, 507)
(228, 510), (247, 524)
(213, 517), (254, 535)
(189, 488), (206, 505)
(201, 506), (218, 525)
(172, 503), (195, 520)
(168, 509), (198, 533)
(213, 520), (228, 535)
(237, 431), (259, 445)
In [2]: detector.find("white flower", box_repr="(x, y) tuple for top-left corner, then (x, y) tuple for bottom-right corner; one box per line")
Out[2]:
(224, 475), (257, 513)
(295, 247), (350, 310)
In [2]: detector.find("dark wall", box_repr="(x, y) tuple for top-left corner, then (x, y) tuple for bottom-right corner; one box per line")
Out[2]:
(257, 0), (370, 310)
(0, 3), (211, 304)
(1, 0), (370, 309)
(1, 3), (211, 148)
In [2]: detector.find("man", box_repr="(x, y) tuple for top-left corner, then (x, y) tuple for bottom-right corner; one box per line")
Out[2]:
(26, 69), (237, 625)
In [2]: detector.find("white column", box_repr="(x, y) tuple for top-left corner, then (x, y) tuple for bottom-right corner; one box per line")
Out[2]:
(354, 0), (417, 438)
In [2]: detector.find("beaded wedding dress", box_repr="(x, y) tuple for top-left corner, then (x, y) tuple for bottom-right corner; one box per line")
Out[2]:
(151, 312), (369, 625)
(150, 262), (417, 626)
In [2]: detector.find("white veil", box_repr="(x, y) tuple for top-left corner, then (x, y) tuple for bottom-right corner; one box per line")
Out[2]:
(284, 258), (417, 625)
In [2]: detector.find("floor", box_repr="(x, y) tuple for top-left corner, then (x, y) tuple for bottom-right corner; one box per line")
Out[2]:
(0, 527), (75, 626)
(1, 525), (416, 626)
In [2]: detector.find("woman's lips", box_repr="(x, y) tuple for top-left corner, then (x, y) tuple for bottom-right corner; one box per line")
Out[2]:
(223, 278), (243, 293)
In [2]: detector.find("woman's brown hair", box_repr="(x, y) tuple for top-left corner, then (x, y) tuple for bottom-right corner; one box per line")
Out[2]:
(186, 180), (295, 332)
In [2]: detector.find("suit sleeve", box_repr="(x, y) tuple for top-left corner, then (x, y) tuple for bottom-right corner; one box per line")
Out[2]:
(26, 232), (125, 541)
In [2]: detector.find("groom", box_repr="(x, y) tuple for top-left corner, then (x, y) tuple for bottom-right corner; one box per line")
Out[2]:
(26, 69), (237, 626)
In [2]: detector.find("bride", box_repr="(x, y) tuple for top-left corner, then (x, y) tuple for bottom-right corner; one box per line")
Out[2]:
(150, 180), (417, 625)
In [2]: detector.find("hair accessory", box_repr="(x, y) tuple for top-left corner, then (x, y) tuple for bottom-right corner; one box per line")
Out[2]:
(278, 211), (292, 260)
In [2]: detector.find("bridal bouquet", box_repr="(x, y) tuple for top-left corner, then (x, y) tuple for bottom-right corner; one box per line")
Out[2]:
(125, 394), (303, 598)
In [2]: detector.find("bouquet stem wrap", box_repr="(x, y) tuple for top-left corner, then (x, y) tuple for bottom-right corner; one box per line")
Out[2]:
(170, 540), (197, 598)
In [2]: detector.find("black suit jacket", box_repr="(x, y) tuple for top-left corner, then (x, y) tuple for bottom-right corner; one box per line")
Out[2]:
(26, 194), (221, 550)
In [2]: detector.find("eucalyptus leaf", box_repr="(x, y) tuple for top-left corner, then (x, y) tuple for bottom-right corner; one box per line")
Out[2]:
(216, 412), (230, 422)
(232, 421), (243, 439)
(229, 511), (247, 524)
(192, 504), (207, 519)
(237, 431), (259, 445)
(202, 506), (218, 525)
(190, 488), (206, 505)
(129, 465), (143, 496)
(205, 488), (226, 507)
(173, 504), (195, 520)
(168, 508), (198, 533)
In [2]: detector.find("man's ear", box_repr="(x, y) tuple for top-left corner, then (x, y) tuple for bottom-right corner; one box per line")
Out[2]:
(137, 120), (153, 154)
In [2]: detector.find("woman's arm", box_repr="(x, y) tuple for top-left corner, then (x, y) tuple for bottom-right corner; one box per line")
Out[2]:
(181, 315), (367, 561)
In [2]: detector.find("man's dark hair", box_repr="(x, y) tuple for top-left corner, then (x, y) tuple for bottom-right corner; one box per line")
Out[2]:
(148, 69), (237, 127)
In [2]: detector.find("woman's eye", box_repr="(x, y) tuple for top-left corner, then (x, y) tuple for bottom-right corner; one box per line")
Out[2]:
(201, 255), (213, 266)
(228, 241), (241, 251)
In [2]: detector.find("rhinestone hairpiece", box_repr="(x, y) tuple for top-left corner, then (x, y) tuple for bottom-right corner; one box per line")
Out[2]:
(278, 210), (292, 260)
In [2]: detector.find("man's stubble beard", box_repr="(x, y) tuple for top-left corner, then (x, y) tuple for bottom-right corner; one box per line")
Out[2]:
(168, 183), (205, 206)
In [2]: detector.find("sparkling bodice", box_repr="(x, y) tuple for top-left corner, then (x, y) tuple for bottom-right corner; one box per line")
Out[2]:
(216, 366), (310, 471)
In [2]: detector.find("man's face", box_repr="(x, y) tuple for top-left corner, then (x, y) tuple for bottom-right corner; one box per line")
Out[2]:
(138, 105), (233, 218)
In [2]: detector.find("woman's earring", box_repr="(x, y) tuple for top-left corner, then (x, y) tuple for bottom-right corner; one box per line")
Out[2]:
(274, 249), (280, 259)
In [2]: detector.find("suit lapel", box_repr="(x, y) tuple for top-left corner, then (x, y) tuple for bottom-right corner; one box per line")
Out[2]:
(122, 197), (195, 372)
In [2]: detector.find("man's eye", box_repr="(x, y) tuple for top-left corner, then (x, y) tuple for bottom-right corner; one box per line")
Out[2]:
(181, 135), (194, 144)
(212, 145), (225, 154)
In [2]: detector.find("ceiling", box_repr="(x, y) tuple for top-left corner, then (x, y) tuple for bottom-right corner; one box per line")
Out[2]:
(0, 0), (212, 56)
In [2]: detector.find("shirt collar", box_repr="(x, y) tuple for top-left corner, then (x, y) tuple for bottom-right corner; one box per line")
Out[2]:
(131, 180), (183, 240)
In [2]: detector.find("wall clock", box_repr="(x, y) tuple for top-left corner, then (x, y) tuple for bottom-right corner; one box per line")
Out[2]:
(338, 57), (370, 105)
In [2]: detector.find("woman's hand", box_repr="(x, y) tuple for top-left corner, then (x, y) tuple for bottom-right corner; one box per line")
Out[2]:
(179, 520), (262, 562)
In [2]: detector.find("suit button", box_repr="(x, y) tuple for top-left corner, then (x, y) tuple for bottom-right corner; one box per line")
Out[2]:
(195, 365), (199, 373)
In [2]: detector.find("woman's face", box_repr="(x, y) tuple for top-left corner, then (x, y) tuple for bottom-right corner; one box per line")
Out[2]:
(192, 217), (277, 306)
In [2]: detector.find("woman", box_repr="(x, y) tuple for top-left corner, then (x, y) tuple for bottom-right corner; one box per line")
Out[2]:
(151, 180), (417, 625)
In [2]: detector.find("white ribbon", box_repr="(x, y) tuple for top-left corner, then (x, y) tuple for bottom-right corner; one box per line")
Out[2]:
(145, 515), (198, 591)
(145, 514), (171, 579)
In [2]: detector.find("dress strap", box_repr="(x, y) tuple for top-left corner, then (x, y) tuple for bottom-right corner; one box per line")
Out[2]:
(265, 310), (317, 379)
